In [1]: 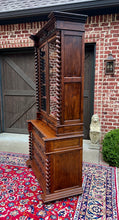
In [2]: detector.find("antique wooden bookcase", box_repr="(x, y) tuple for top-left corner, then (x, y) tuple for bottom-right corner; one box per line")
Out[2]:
(27, 11), (87, 203)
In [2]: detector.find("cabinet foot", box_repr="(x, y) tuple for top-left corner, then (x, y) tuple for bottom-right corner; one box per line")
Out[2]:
(26, 159), (32, 168)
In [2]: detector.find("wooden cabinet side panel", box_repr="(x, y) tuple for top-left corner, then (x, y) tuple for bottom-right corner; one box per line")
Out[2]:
(61, 31), (84, 125)
(51, 149), (82, 192)
(64, 82), (81, 121)
(64, 33), (82, 77)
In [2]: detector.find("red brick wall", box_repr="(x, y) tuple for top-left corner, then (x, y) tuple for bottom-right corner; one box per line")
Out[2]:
(0, 21), (46, 48)
(0, 14), (119, 137)
(85, 14), (119, 137)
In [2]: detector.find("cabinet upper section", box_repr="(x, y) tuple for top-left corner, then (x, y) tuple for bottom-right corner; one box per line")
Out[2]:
(31, 11), (87, 136)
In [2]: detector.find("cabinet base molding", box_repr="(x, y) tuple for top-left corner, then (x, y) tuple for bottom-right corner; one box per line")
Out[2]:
(26, 158), (83, 203)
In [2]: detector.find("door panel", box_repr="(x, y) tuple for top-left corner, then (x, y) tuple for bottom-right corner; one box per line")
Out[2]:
(83, 45), (95, 139)
(64, 82), (81, 121)
(64, 35), (82, 77)
(62, 30), (84, 125)
(1, 50), (36, 133)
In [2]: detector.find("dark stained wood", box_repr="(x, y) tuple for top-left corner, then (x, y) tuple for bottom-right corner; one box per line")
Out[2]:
(1, 51), (36, 133)
(46, 43), (50, 114)
(27, 11), (87, 203)
(63, 32), (82, 77)
(56, 20), (85, 32)
(61, 30), (84, 128)
(57, 123), (83, 136)
(64, 77), (81, 83)
(30, 119), (56, 138)
(52, 150), (82, 191)
(64, 82), (81, 121)
(27, 120), (83, 202)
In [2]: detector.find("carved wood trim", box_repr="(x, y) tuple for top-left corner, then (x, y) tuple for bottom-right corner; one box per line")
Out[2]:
(46, 42), (50, 114)
(56, 31), (61, 124)
(46, 156), (51, 193)
(28, 122), (33, 160)
(29, 132), (33, 160)
(35, 47), (40, 112)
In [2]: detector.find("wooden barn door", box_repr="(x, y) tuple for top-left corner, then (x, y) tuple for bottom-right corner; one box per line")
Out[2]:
(0, 49), (36, 133)
(83, 44), (95, 139)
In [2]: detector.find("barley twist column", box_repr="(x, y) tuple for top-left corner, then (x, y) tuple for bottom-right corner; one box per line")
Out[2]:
(46, 157), (51, 193)
(34, 47), (40, 112)
(28, 122), (33, 161)
(56, 31), (61, 124)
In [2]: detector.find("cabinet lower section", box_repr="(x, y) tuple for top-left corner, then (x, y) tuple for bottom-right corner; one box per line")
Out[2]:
(27, 120), (83, 203)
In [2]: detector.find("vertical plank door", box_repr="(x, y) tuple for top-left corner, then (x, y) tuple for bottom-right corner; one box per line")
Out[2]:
(1, 50), (36, 133)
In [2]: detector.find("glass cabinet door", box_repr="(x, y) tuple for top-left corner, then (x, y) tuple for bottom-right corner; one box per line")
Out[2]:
(40, 39), (57, 118)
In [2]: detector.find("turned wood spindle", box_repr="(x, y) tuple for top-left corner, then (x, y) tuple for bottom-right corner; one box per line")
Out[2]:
(34, 47), (40, 111)
(46, 157), (51, 192)
(29, 132), (32, 160)
(56, 32), (61, 124)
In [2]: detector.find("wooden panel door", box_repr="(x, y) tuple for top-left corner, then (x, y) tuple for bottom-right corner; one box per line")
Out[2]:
(62, 30), (84, 125)
(83, 44), (95, 139)
(1, 50), (36, 133)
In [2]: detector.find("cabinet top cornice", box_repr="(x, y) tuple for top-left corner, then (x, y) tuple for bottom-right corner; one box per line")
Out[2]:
(30, 11), (87, 45)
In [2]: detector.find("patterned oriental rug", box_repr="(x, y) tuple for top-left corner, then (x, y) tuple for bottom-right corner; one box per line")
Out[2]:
(0, 151), (118, 220)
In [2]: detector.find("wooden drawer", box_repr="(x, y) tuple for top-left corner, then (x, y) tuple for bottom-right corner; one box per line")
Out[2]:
(45, 135), (83, 154)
